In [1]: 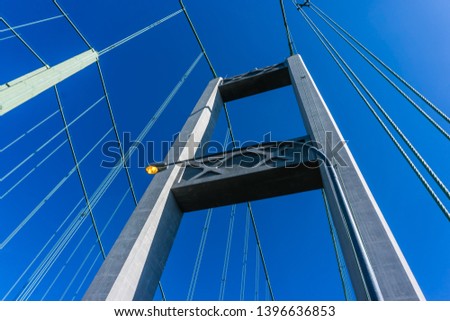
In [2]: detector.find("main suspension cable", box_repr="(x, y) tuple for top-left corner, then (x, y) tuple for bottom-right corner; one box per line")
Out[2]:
(310, 2), (450, 125)
(297, 7), (450, 220)
(279, 0), (296, 55)
(309, 5), (450, 140)
(179, 0), (217, 77)
(299, 7), (450, 201)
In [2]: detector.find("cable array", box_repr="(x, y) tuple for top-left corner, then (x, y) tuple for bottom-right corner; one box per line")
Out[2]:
(240, 208), (251, 300)
(309, 5), (449, 140)
(294, 3), (449, 220)
(179, 0), (276, 301)
(186, 209), (213, 301)
(310, 3), (450, 125)
(0, 15), (63, 33)
(219, 205), (236, 300)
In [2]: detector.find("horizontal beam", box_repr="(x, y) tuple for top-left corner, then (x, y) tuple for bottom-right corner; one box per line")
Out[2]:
(219, 62), (291, 102)
(0, 49), (98, 116)
(172, 138), (323, 212)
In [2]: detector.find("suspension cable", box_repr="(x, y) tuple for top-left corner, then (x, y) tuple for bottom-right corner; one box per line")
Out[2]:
(95, 62), (139, 206)
(0, 140), (67, 200)
(240, 207), (251, 300)
(55, 1), (179, 209)
(309, 5), (450, 140)
(54, 86), (106, 259)
(0, 35), (15, 41)
(0, 17), (48, 66)
(279, 0), (296, 55)
(0, 15), (63, 33)
(179, 1), (276, 299)
(0, 127), (113, 250)
(322, 189), (352, 300)
(58, 188), (131, 300)
(247, 202), (275, 300)
(71, 251), (102, 300)
(1, 96), (104, 183)
(18, 162), (129, 300)
(187, 208), (213, 301)
(44, 188), (130, 300)
(53, 2), (196, 299)
(219, 205), (236, 300)
(179, 0), (217, 77)
(310, 2), (450, 125)
(297, 7), (450, 220)
(299, 7), (450, 201)
(254, 244), (260, 300)
(1, 110), (59, 152)
(35, 53), (201, 299)
(98, 10), (183, 56)
(2, 197), (84, 300)
(52, 0), (92, 48)
(12, 129), (115, 300)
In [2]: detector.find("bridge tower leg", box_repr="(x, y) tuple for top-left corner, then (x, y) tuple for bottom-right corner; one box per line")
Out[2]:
(83, 77), (223, 300)
(287, 55), (424, 300)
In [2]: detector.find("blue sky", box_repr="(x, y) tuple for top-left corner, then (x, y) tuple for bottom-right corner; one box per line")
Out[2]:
(0, 0), (449, 301)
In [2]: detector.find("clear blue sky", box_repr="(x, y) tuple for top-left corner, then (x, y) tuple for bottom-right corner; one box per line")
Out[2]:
(0, 0), (449, 301)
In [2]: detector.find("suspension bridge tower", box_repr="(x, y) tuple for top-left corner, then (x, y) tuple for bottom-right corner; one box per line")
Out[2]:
(3, 0), (438, 302)
(83, 53), (425, 301)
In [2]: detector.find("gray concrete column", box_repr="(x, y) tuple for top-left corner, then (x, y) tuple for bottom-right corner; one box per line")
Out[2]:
(83, 77), (223, 300)
(287, 54), (424, 301)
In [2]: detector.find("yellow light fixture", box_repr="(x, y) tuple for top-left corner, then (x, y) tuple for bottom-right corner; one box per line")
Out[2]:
(146, 165), (159, 175)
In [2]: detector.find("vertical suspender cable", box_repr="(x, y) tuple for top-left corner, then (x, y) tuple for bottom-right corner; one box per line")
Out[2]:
(54, 86), (106, 259)
(240, 207), (251, 300)
(53, 0), (171, 298)
(95, 62), (139, 205)
(247, 202), (275, 300)
(187, 208), (213, 301)
(254, 245), (260, 300)
(180, 0), (275, 300)
(219, 205), (236, 300)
